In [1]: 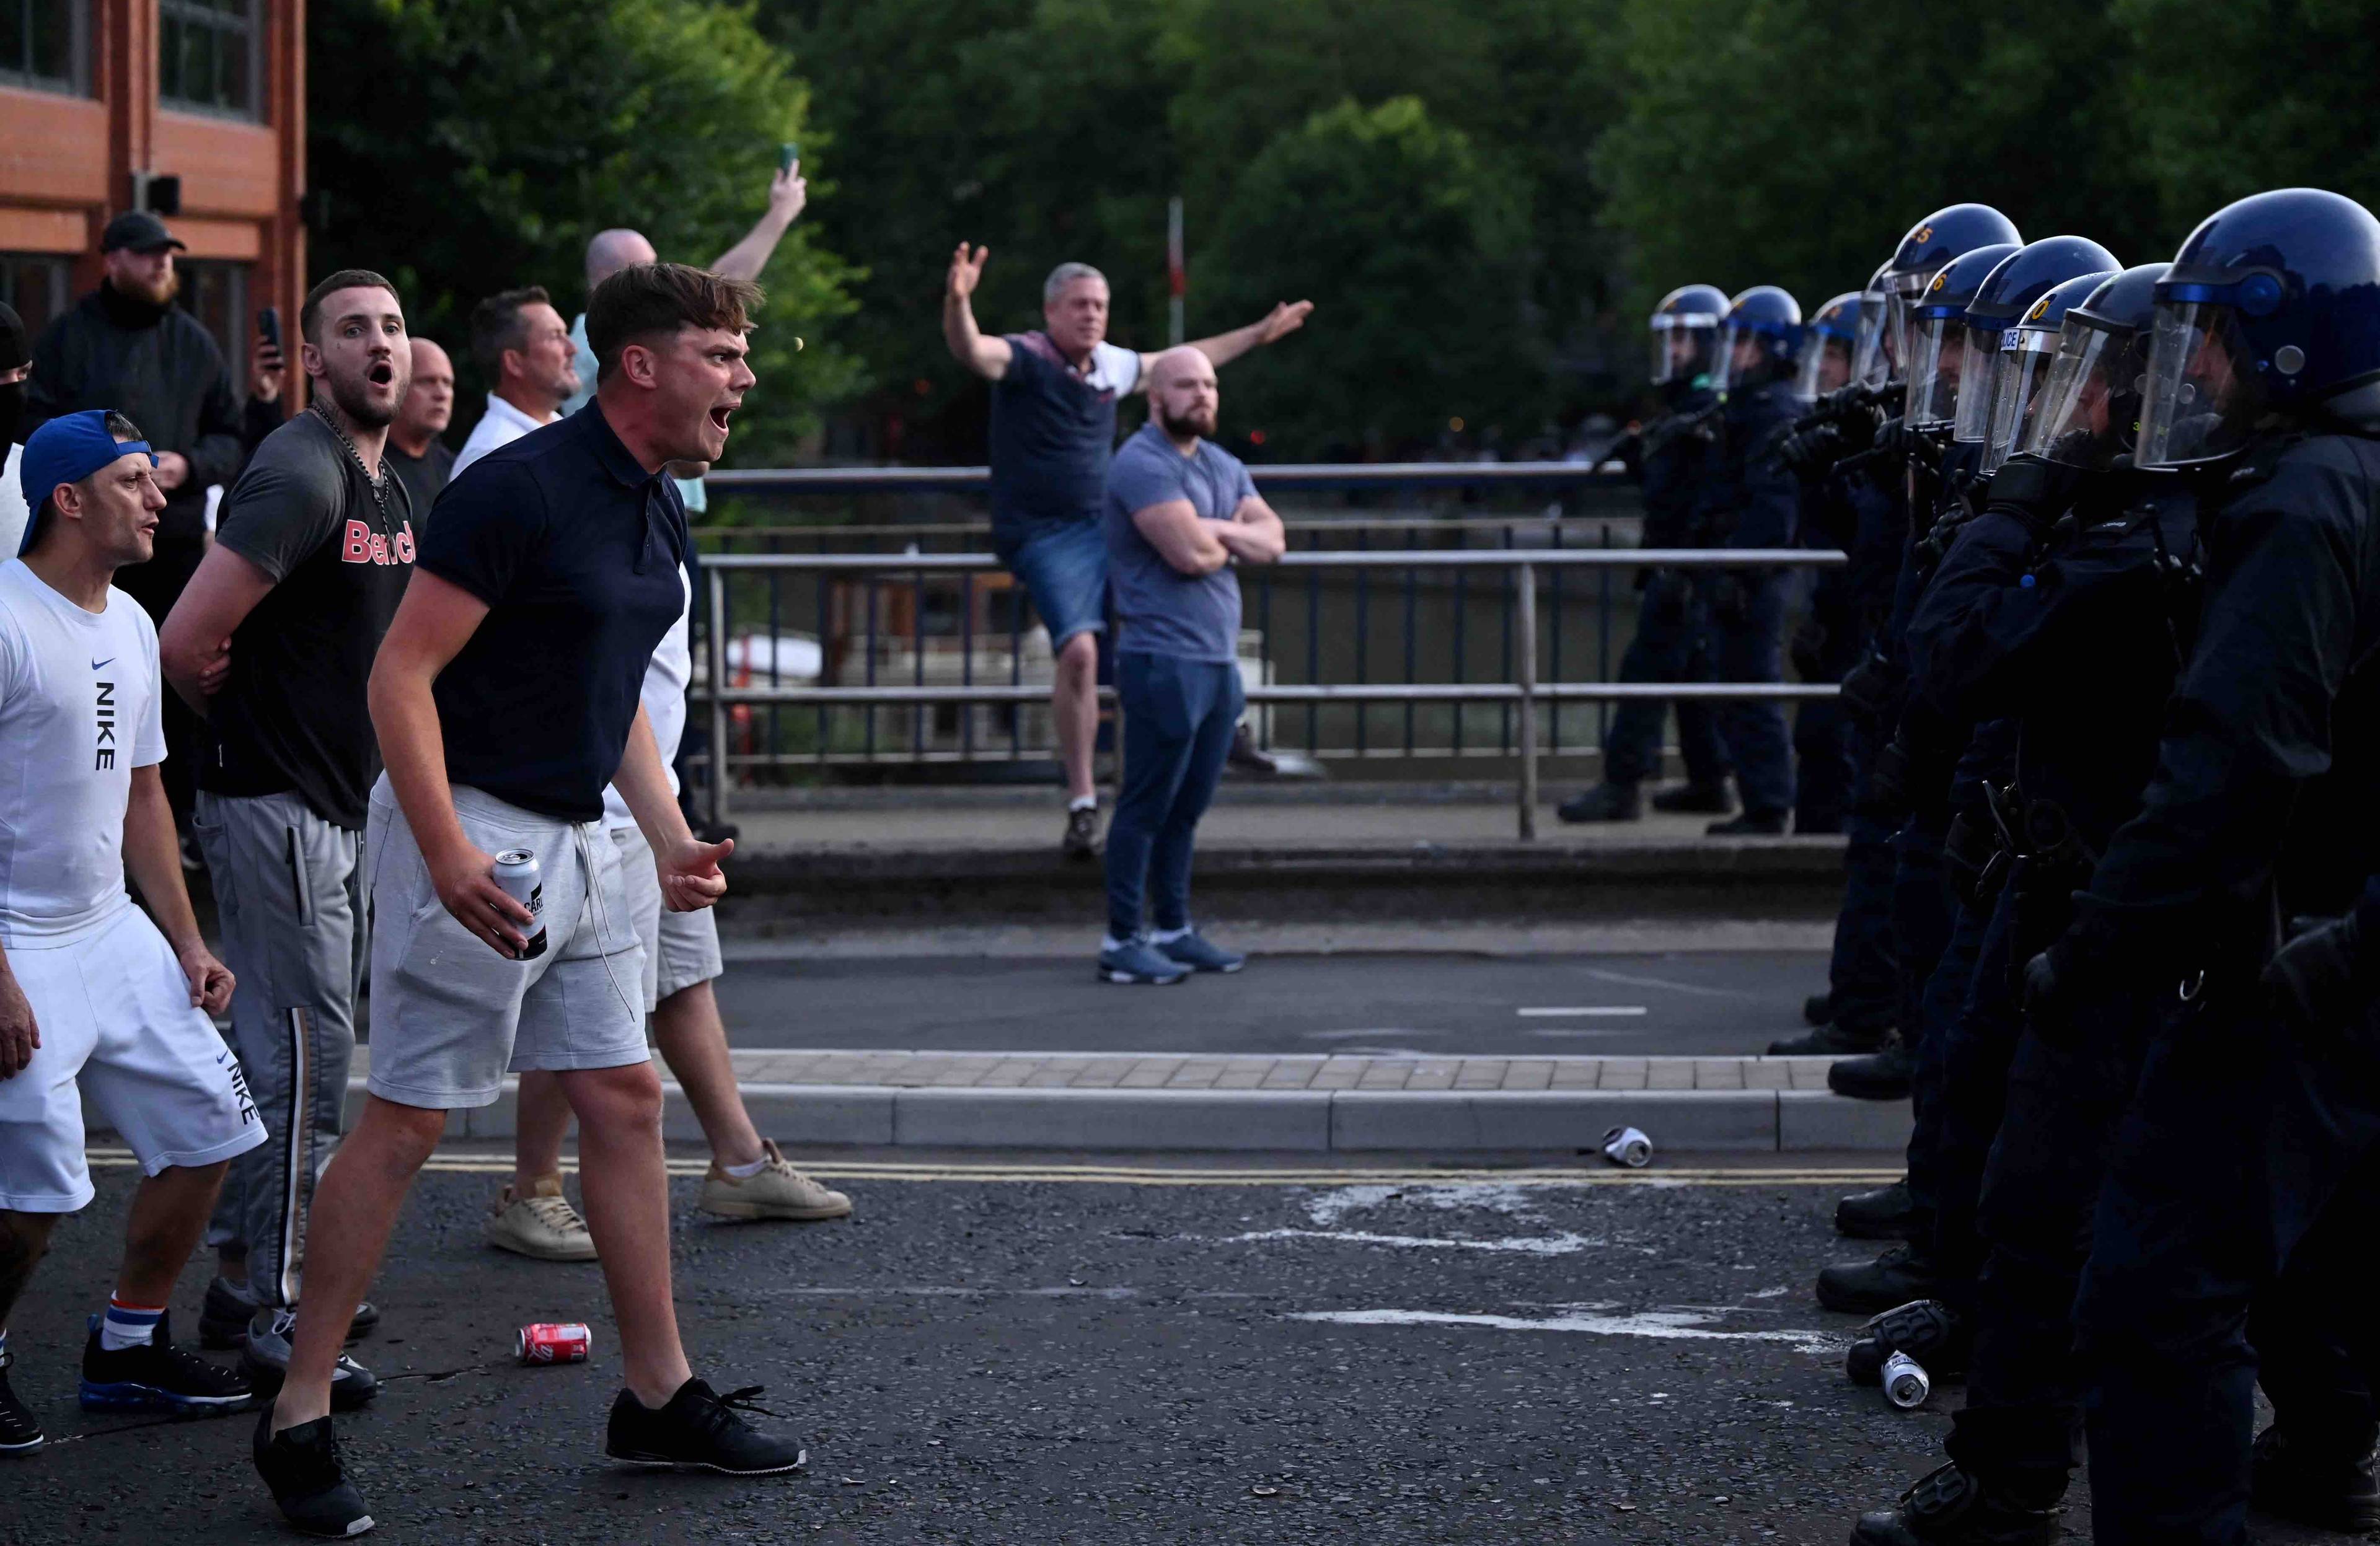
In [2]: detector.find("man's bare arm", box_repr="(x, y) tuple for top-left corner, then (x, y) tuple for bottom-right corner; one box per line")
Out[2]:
(1135, 301), (1315, 390)
(158, 543), (276, 714)
(943, 244), (1013, 380)
(367, 570), (536, 957)
(1132, 498), (1231, 576)
(614, 706), (732, 915)
(1211, 493), (1287, 565)
(124, 764), (234, 1012)
(710, 165), (808, 283)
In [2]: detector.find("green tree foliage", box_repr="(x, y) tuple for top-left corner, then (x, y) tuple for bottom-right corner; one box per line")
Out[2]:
(1201, 98), (1530, 455)
(310, 0), (862, 463)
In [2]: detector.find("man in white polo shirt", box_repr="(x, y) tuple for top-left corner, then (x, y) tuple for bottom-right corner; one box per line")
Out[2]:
(452, 286), (580, 479)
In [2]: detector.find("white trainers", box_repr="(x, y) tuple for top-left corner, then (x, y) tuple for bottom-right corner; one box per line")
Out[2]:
(698, 1140), (854, 1222)
(483, 1175), (599, 1261)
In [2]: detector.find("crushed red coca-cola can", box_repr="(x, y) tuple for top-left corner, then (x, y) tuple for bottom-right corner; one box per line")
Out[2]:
(516, 1322), (591, 1365)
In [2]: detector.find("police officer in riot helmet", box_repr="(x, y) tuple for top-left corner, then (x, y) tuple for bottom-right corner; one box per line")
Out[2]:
(1696, 285), (1804, 834)
(1785, 292), (1867, 837)
(1558, 285), (1736, 824)
(2019, 188), (2380, 1545)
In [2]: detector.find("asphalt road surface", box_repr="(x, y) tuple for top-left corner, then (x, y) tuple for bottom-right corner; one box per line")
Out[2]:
(711, 951), (1828, 1058)
(4, 1146), (2332, 1545)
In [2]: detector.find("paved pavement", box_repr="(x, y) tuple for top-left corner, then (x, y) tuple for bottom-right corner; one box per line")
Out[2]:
(707, 950), (1828, 1058)
(7, 1148), (2329, 1545)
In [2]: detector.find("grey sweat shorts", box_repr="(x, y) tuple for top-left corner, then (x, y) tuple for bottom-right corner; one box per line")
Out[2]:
(608, 824), (724, 1013)
(363, 777), (649, 1110)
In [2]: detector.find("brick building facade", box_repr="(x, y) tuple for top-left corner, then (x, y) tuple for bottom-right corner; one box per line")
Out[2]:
(1, 0), (305, 397)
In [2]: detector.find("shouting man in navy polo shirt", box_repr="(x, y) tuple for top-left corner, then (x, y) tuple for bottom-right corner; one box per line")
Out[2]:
(252, 265), (804, 1536)
(943, 246), (1310, 859)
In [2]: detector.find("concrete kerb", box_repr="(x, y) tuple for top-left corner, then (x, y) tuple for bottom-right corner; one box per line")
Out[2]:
(324, 1078), (1912, 1154)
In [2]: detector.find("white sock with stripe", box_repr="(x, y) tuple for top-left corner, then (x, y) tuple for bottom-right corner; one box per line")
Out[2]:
(99, 1296), (164, 1351)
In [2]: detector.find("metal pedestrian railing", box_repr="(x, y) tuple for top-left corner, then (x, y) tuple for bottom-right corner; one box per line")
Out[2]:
(691, 460), (1844, 839)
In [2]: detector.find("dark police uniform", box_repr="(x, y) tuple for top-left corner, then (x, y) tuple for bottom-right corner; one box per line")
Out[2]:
(1697, 374), (1802, 820)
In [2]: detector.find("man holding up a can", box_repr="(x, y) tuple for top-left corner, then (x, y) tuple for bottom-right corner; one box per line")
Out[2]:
(251, 263), (804, 1537)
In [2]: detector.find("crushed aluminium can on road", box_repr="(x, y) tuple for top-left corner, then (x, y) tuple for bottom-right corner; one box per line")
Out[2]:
(1600, 1125), (1653, 1168)
(1882, 1350), (1931, 1409)
(516, 1322), (591, 1365)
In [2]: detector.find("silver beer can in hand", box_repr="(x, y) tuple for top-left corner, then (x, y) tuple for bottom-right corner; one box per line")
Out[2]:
(492, 849), (549, 960)
(1600, 1125), (1653, 1168)
(1882, 1350), (1931, 1410)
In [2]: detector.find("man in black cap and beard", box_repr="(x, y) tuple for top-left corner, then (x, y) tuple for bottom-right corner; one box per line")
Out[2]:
(22, 211), (264, 827)
(0, 302), (28, 557)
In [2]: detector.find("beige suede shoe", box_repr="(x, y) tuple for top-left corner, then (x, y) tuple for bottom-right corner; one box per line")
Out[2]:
(697, 1141), (854, 1221)
(482, 1175), (599, 1261)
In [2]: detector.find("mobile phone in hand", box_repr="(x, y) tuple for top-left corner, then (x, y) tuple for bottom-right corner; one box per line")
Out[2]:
(779, 142), (800, 174)
(258, 306), (281, 350)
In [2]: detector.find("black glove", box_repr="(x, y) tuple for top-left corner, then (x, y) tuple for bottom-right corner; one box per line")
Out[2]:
(2021, 942), (2078, 1044)
(1840, 654), (1900, 722)
(2263, 912), (2369, 1040)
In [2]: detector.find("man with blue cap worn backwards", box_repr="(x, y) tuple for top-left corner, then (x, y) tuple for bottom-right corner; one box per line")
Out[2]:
(0, 410), (265, 1456)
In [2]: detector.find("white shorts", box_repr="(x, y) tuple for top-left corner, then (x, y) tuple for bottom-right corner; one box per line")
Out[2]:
(608, 825), (725, 1014)
(0, 905), (268, 1212)
(363, 779), (650, 1110)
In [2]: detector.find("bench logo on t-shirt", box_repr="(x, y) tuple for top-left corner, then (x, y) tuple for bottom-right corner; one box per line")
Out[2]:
(342, 519), (416, 568)
(93, 676), (116, 770)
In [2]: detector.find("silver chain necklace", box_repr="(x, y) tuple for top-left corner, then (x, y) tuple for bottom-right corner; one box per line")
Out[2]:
(312, 397), (394, 524)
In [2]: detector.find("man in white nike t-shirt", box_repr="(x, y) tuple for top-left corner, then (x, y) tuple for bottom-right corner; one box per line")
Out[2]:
(0, 410), (262, 1451)
(493, 563), (852, 1262)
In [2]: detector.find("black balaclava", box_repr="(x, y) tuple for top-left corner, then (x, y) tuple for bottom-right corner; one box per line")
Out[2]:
(0, 303), (25, 449)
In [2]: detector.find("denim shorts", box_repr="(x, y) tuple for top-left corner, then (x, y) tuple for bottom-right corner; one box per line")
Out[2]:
(999, 519), (1108, 648)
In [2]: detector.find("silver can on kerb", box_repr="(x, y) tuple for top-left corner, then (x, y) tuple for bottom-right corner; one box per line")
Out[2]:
(1882, 1350), (1931, 1410)
(1599, 1125), (1652, 1168)
(492, 848), (550, 960)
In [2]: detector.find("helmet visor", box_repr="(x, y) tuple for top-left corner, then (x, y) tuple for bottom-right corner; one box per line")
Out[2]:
(1798, 330), (1855, 400)
(1904, 312), (1968, 428)
(1885, 270), (1936, 380)
(1851, 292), (1895, 388)
(1983, 329), (2061, 472)
(1651, 316), (1716, 385)
(1952, 325), (2001, 443)
(2135, 301), (2265, 468)
(2022, 318), (2149, 472)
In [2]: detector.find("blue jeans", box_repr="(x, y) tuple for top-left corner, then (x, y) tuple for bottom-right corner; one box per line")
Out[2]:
(998, 519), (1108, 649)
(1105, 652), (1241, 941)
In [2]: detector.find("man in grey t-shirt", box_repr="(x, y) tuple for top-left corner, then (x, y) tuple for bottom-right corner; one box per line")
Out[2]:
(1095, 348), (1284, 985)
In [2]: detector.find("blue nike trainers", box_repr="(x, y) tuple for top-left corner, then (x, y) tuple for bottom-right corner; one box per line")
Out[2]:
(1155, 929), (1246, 973)
(79, 1312), (253, 1414)
(1097, 937), (1190, 985)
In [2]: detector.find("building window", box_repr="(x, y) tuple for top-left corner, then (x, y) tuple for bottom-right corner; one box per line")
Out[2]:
(178, 259), (251, 397)
(0, 0), (89, 94)
(0, 253), (71, 341)
(159, 0), (262, 119)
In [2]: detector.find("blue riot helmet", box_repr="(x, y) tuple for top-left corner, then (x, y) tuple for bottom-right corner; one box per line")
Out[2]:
(1709, 286), (1802, 392)
(1981, 269), (2116, 471)
(1880, 204), (2024, 370)
(2020, 263), (2171, 472)
(1797, 292), (1864, 400)
(1850, 264), (1897, 389)
(1903, 243), (2020, 429)
(1649, 284), (1730, 387)
(2136, 187), (2380, 468)
(1954, 236), (2122, 445)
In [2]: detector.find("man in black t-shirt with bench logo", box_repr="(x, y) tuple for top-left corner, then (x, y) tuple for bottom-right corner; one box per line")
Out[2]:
(158, 271), (416, 1410)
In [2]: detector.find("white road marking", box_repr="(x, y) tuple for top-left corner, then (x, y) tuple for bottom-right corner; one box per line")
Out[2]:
(1227, 1228), (1614, 1256)
(1515, 1006), (1647, 1017)
(1288, 1306), (1836, 1353)
(1301, 1182), (1543, 1227)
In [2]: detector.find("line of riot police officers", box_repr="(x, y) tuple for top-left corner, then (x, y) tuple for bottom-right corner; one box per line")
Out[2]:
(1598, 185), (2380, 1545)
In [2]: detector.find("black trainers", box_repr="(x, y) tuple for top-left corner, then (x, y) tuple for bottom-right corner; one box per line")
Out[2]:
(1708, 809), (1790, 836)
(205, 1281), (379, 1350)
(1818, 1243), (1944, 1315)
(254, 1408), (374, 1537)
(1847, 1299), (1970, 1386)
(1768, 1022), (1893, 1057)
(0, 1348), (43, 1452)
(241, 1309), (379, 1411)
(79, 1312), (253, 1414)
(1851, 1463), (2058, 1545)
(606, 1379), (808, 1475)
(1061, 806), (1100, 862)
(1836, 1178), (1919, 1241)
(2251, 1423), (2380, 1532)
(1225, 723), (1280, 776)
(1829, 1045), (1916, 1100)
(1651, 780), (1734, 815)
(1556, 782), (1641, 823)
